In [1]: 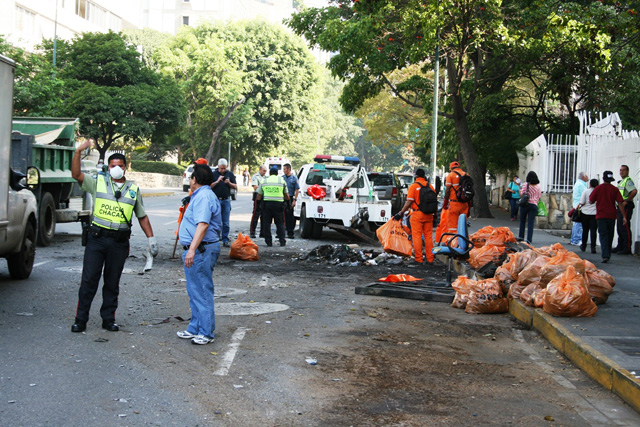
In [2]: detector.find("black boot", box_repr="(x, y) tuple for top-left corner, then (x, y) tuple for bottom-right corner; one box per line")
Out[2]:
(591, 245), (596, 254)
(580, 243), (586, 252)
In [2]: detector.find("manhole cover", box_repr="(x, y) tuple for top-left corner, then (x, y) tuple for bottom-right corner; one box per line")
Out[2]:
(602, 338), (640, 357)
(215, 302), (289, 316)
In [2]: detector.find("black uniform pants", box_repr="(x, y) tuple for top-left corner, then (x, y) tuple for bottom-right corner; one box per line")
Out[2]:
(284, 204), (296, 236)
(261, 201), (286, 244)
(615, 202), (634, 253)
(76, 232), (129, 323)
(250, 193), (263, 236)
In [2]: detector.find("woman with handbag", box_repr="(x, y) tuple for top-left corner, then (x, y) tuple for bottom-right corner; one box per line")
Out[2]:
(518, 171), (542, 243)
(578, 178), (599, 253)
(507, 176), (520, 221)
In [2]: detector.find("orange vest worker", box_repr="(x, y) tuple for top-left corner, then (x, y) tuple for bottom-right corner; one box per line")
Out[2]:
(443, 161), (470, 238)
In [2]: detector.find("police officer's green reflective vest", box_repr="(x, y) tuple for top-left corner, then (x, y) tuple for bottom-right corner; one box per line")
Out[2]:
(261, 175), (286, 202)
(92, 175), (138, 230)
(618, 177), (633, 200)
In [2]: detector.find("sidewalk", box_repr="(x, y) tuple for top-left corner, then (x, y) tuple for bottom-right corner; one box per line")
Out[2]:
(468, 206), (640, 411)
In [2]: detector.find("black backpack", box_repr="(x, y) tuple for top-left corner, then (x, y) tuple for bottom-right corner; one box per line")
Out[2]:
(454, 171), (475, 203)
(417, 181), (438, 214)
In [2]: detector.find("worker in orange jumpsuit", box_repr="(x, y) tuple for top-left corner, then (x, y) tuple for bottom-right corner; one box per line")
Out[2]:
(393, 169), (436, 264)
(442, 161), (470, 238)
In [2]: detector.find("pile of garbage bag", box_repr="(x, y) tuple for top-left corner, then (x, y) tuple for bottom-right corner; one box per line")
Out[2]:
(456, 233), (616, 317)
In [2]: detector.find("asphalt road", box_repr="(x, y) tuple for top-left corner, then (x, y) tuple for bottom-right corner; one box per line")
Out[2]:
(1, 190), (639, 426)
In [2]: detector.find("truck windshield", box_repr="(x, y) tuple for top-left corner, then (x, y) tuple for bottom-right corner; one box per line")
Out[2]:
(306, 167), (365, 188)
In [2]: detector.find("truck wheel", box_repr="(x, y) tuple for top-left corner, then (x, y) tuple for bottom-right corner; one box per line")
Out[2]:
(37, 192), (56, 247)
(311, 222), (323, 239)
(8, 221), (36, 280)
(299, 206), (313, 239)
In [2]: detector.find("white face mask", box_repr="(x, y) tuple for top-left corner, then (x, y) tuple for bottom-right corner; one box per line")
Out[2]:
(109, 165), (125, 180)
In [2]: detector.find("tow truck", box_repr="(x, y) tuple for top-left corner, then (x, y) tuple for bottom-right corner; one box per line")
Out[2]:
(293, 155), (391, 243)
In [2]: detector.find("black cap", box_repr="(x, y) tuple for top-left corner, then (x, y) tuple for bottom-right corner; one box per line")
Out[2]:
(603, 170), (615, 183)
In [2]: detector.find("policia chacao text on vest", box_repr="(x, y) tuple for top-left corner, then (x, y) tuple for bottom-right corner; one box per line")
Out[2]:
(69, 138), (158, 333)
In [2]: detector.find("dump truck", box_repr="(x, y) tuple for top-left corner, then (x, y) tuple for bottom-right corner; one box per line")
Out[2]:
(11, 117), (91, 246)
(0, 55), (38, 279)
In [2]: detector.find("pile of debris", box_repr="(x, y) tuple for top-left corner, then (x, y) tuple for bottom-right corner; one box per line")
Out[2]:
(297, 244), (406, 267)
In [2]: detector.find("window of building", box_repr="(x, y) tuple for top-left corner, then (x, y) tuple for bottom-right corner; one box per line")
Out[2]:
(182, 16), (189, 26)
(87, 2), (107, 28)
(75, 0), (86, 18)
(15, 6), (35, 35)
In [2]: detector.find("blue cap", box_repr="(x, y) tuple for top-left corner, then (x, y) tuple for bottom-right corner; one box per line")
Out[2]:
(270, 166), (279, 174)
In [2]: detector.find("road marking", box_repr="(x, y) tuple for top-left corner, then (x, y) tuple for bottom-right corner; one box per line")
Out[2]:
(163, 220), (177, 225)
(214, 327), (249, 376)
(33, 260), (52, 268)
(215, 302), (289, 316)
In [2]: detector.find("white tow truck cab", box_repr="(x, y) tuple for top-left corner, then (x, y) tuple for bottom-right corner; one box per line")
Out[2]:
(0, 55), (38, 279)
(294, 155), (391, 242)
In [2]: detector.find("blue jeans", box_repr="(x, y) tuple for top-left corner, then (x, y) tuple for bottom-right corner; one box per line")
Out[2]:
(570, 221), (583, 245)
(219, 199), (231, 243)
(518, 202), (537, 243)
(182, 242), (220, 339)
(597, 218), (615, 260)
(509, 198), (519, 219)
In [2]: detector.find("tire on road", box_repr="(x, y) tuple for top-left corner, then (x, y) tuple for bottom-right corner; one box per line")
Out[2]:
(299, 205), (314, 239)
(311, 221), (323, 239)
(37, 192), (56, 247)
(8, 220), (36, 280)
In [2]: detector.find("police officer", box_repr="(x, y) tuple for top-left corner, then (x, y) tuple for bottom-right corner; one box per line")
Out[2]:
(282, 163), (300, 239)
(256, 166), (289, 246)
(71, 139), (158, 332)
(249, 165), (267, 239)
(613, 164), (637, 254)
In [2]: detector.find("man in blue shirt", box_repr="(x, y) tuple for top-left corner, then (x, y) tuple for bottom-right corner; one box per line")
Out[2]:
(178, 164), (222, 345)
(282, 163), (300, 239)
(570, 172), (588, 245)
(211, 158), (237, 247)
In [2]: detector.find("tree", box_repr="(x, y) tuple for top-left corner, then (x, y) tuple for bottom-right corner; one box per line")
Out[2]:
(155, 20), (320, 167)
(50, 32), (185, 160)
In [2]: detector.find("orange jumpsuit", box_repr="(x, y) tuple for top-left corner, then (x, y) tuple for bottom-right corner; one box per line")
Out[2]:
(407, 177), (435, 263)
(444, 168), (470, 237)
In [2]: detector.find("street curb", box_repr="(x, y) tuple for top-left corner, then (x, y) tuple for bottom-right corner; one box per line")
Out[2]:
(141, 192), (175, 198)
(439, 253), (640, 412)
(508, 299), (640, 412)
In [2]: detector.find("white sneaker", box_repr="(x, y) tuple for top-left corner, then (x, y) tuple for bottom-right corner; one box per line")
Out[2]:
(191, 335), (214, 345)
(177, 330), (196, 339)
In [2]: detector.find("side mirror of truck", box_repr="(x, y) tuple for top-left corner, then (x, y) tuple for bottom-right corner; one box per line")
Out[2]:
(26, 166), (40, 189)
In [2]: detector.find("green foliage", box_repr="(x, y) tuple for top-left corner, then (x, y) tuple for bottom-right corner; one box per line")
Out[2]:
(123, 28), (172, 69)
(130, 160), (185, 176)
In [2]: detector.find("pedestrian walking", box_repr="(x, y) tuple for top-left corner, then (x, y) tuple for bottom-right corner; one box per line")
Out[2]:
(518, 171), (542, 244)
(211, 159), (237, 247)
(243, 169), (250, 187)
(570, 172), (589, 246)
(589, 170), (626, 263)
(177, 164), (222, 345)
(578, 178), (599, 254)
(70, 139), (158, 333)
(393, 169), (436, 264)
(249, 165), (267, 238)
(612, 164), (637, 255)
(507, 175), (520, 221)
(442, 161), (470, 237)
(282, 163), (300, 239)
(256, 166), (290, 247)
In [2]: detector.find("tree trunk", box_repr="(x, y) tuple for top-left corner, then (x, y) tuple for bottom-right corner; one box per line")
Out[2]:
(205, 97), (246, 164)
(446, 56), (492, 218)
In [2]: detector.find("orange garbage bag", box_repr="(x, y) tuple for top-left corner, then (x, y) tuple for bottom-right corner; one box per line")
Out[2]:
(307, 184), (326, 200)
(229, 233), (259, 261)
(520, 282), (543, 306)
(543, 265), (598, 317)
(588, 268), (615, 288)
(451, 276), (476, 309)
(517, 255), (551, 286)
(465, 279), (509, 314)
(510, 249), (541, 278)
(378, 274), (422, 282)
(494, 265), (516, 295)
(584, 260), (597, 271)
(468, 244), (506, 270)
(435, 207), (449, 244)
(536, 243), (567, 257)
(533, 288), (547, 308)
(507, 282), (526, 300)
(585, 270), (614, 304)
(376, 219), (412, 257)
(539, 251), (585, 286)
(485, 227), (517, 247)
(470, 226), (494, 249)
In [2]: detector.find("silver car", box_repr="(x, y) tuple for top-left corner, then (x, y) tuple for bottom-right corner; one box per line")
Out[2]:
(367, 172), (404, 214)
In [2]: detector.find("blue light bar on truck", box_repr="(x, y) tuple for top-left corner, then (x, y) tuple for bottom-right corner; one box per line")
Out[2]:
(313, 155), (360, 165)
